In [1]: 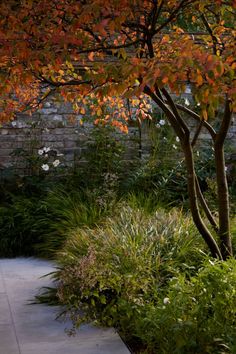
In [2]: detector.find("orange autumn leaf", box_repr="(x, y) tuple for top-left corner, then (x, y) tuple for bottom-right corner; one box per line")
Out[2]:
(196, 74), (203, 86)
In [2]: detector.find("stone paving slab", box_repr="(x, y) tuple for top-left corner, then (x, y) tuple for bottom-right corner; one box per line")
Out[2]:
(0, 258), (130, 354)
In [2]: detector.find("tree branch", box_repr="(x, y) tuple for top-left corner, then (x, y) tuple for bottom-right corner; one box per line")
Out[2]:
(161, 88), (190, 138)
(144, 85), (185, 139)
(191, 119), (204, 147)
(215, 98), (233, 147)
(174, 103), (216, 140)
(201, 13), (223, 55)
(154, 0), (196, 34)
(195, 174), (219, 232)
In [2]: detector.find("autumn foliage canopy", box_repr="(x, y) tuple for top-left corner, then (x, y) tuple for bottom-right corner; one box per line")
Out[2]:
(0, 0), (235, 260)
(0, 0), (235, 125)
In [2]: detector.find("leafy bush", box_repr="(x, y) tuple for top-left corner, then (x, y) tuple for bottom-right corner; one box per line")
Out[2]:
(131, 258), (236, 354)
(79, 124), (125, 188)
(37, 204), (236, 353)
(121, 118), (188, 205)
(37, 205), (205, 328)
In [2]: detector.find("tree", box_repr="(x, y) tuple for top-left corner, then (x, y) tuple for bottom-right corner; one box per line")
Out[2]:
(0, 0), (235, 259)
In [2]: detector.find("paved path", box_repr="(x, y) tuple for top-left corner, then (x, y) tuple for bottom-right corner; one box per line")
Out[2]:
(0, 258), (130, 354)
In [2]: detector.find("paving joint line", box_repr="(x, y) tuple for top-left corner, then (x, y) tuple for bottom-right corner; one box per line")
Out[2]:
(0, 261), (22, 354)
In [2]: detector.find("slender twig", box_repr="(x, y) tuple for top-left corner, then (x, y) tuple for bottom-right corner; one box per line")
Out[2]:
(201, 13), (221, 55)
(154, 0), (196, 34)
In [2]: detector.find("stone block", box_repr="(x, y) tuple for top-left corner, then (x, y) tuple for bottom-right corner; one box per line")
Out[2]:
(0, 149), (13, 156)
(64, 140), (78, 148)
(63, 147), (81, 155)
(2, 142), (22, 149)
(52, 115), (63, 122)
(44, 102), (51, 108)
(45, 141), (64, 149)
(0, 129), (9, 135)
(57, 103), (73, 114)
(41, 135), (58, 142)
(39, 107), (58, 114)
(64, 134), (79, 141)
(0, 135), (18, 142)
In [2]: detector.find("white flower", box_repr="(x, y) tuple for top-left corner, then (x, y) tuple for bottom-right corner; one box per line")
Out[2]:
(156, 123), (160, 128)
(163, 297), (170, 305)
(196, 151), (200, 156)
(172, 144), (177, 149)
(43, 147), (51, 153)
(52, 159), (60, 167)
(159, 119), (165, 126)
(185, 98), (190, 106)
(176, 137), (180, 142)
(11, 121), (17, 127)
(38, 149), (44, 155)
(41, 164), (49, 171)
(197, 102), (201, 106)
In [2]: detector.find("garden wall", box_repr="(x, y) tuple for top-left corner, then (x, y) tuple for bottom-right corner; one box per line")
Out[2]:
(0, 97), (235, 176)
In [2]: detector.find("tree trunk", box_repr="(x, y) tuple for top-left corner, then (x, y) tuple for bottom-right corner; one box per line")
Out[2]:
(214, 99), (233, 259)
(183, 141), (223, 259)
(214, 144), (232, 259)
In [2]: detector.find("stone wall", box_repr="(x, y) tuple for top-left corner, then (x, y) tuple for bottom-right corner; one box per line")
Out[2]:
(0, 98), (235, 176)
(0, 100), (143, 176)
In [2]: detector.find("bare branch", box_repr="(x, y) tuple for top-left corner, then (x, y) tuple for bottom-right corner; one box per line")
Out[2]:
(200, 13), (222, 55)
(154, 0), (197, 34)
(161, 88), (190, 138)
(144, 85), (185, 140)
(191, 119), (204, 147)
(174, 103), (216, 140)
(195, 174), (219, 232)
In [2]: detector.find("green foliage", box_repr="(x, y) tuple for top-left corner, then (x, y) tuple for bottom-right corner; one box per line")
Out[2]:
(80, 124), (125, 187)
(0, 195), (45, 257)
(0, 123), (125, 258)
(37, 205), (205, 328)
(131, 258), (236, 354)
(36, 202), (236, 353)
(0, 183), (108, 258)
(121, 118), (187, 205)
(36, 188), (105, 258)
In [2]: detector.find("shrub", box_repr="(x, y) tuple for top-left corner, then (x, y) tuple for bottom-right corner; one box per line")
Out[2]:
(132, 258), (236, 354)
(37, 205), (205, 328)
(36, 204), (236, 353)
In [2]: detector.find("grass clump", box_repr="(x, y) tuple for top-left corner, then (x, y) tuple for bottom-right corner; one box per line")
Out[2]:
(0, 195), (45, 257)
(0, 186), (108, 258)
(37, 206), (207, 344)
(35, 188), (106, 258)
